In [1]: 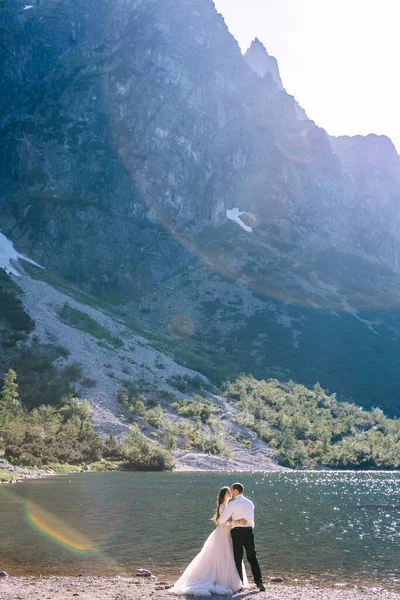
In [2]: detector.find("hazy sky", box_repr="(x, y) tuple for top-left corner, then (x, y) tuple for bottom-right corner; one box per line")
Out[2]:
(213, 0), (400, 152)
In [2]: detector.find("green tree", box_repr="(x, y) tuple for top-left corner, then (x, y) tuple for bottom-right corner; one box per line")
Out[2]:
(122, 425), (174, 470)
(162, 422), (179, 451)
(0, 368), (21, 429)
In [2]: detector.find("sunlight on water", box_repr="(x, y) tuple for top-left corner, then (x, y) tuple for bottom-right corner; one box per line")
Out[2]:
(250, 470), (400, 586)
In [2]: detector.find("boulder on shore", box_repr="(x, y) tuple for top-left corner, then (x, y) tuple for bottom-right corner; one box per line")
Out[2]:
(136, 569), (152, 578)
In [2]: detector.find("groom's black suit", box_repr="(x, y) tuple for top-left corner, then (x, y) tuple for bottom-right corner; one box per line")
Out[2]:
(231, 526), (262, 585)
(218, 494), (263, 587)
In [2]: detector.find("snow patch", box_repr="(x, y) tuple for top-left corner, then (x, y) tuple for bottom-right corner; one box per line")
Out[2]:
(226, 207), (253, 233)
(0, 232), (42, 276)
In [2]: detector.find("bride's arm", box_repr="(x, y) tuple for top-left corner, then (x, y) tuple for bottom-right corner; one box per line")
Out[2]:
(234, 518), (248, 526)
(217, 502), (234, 525)
(225, 515), (247, 526)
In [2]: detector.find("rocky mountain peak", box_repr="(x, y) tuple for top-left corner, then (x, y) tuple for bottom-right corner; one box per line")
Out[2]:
(330, 133), (400, 171)
(244, 37), (284, 89)
(244, 37), (308, 120)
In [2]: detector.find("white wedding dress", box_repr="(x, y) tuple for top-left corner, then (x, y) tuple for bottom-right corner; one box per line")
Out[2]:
(168, 504), (248, 596)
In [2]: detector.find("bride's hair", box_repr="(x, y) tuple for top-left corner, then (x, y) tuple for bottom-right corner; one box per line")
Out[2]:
(212, 486), (231, 524)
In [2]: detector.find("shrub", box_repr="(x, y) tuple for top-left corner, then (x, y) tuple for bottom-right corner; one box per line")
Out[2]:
(122, 425), (175, 470)
(59, 303), (123, 348)
(162, 422), (179, 451)
(63, 362), (82, 381)
(166, 374), (208, 394)
(178, 421), (230, 456)
(172, 398), (215, 425)
(1, 398), (103, 467)
(154, 357), (166, 370)
(224, 375), (400, 469)
(0, 270), (34, 347)
(0, 371), (175, 472)
(145, 405), (165, 428)
(82, 377), (97, 388)
(102, 434), (123, 460)
(12, 343), (78, 409)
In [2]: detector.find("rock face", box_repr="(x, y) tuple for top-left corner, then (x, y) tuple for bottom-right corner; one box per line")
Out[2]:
(2, 0), (400, 413)
(244, 38), (284, 88)
(0, 0), (341, 290)
(244, 38), (308, 120)
(1, 0), (394, 277)
(330, 134), (400, 269)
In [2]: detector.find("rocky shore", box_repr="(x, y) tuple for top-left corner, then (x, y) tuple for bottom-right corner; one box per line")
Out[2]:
(0, 575), (398, 600)
(0, 447), (285, 485)
(0, 463), (109, 484)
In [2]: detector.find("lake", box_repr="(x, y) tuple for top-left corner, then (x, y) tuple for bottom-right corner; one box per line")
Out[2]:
(0, 471), (399, 589)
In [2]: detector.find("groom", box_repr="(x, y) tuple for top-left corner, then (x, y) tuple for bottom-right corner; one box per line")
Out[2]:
(218, 482), (265, 592)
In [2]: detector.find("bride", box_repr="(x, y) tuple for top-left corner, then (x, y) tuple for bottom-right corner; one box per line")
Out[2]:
(168, 486), (248, 596)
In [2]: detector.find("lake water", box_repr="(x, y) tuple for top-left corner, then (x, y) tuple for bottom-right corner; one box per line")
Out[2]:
(0, 471), (399, 588)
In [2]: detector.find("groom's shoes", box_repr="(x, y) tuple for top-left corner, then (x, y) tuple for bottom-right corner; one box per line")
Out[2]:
(257, 582), (266, 592)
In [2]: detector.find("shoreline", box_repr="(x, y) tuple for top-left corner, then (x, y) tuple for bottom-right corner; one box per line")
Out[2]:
(2, 464), (400, 486)
(0, 465), (264, 485)
(0, 575), (399, 600)
(0, 463), (120, 485)
(0, 460), (286, 486)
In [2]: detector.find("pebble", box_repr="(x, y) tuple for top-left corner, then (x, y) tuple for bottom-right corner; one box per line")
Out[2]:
(136, 569), (153, 578)
(0, 576), (398, 600)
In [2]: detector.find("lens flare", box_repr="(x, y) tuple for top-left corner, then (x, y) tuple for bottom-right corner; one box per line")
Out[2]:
(239, 212), (258, 228)
(275, 140), (311, 165)
(25, 499), (100, 554)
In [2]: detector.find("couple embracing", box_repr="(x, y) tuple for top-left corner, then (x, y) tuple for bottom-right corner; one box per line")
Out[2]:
(169, 482), (265, 596)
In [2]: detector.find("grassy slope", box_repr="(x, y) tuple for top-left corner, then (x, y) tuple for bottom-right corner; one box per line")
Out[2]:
(129, 223), (400, 416)
(225, 375), (400, 469)
(17, 240), (400, 419)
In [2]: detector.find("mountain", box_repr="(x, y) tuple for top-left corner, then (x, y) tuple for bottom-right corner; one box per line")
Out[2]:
(2, 0), (400, 418)
(244, 37), (284, 88)
(244, 37), (308, 120)
(0, 234), (281, 471)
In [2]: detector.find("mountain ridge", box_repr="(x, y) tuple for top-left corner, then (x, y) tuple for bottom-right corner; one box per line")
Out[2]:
(2, 0), (400, 417)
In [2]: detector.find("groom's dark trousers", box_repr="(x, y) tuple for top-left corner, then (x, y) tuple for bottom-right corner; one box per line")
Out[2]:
(231, 527), (262, 585)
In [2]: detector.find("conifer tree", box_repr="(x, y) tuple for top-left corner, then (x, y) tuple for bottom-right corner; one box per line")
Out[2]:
(0, 368), (21, 429)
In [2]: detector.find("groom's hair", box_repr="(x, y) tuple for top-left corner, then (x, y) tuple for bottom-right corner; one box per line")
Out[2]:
(231, 482), (244, 494)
